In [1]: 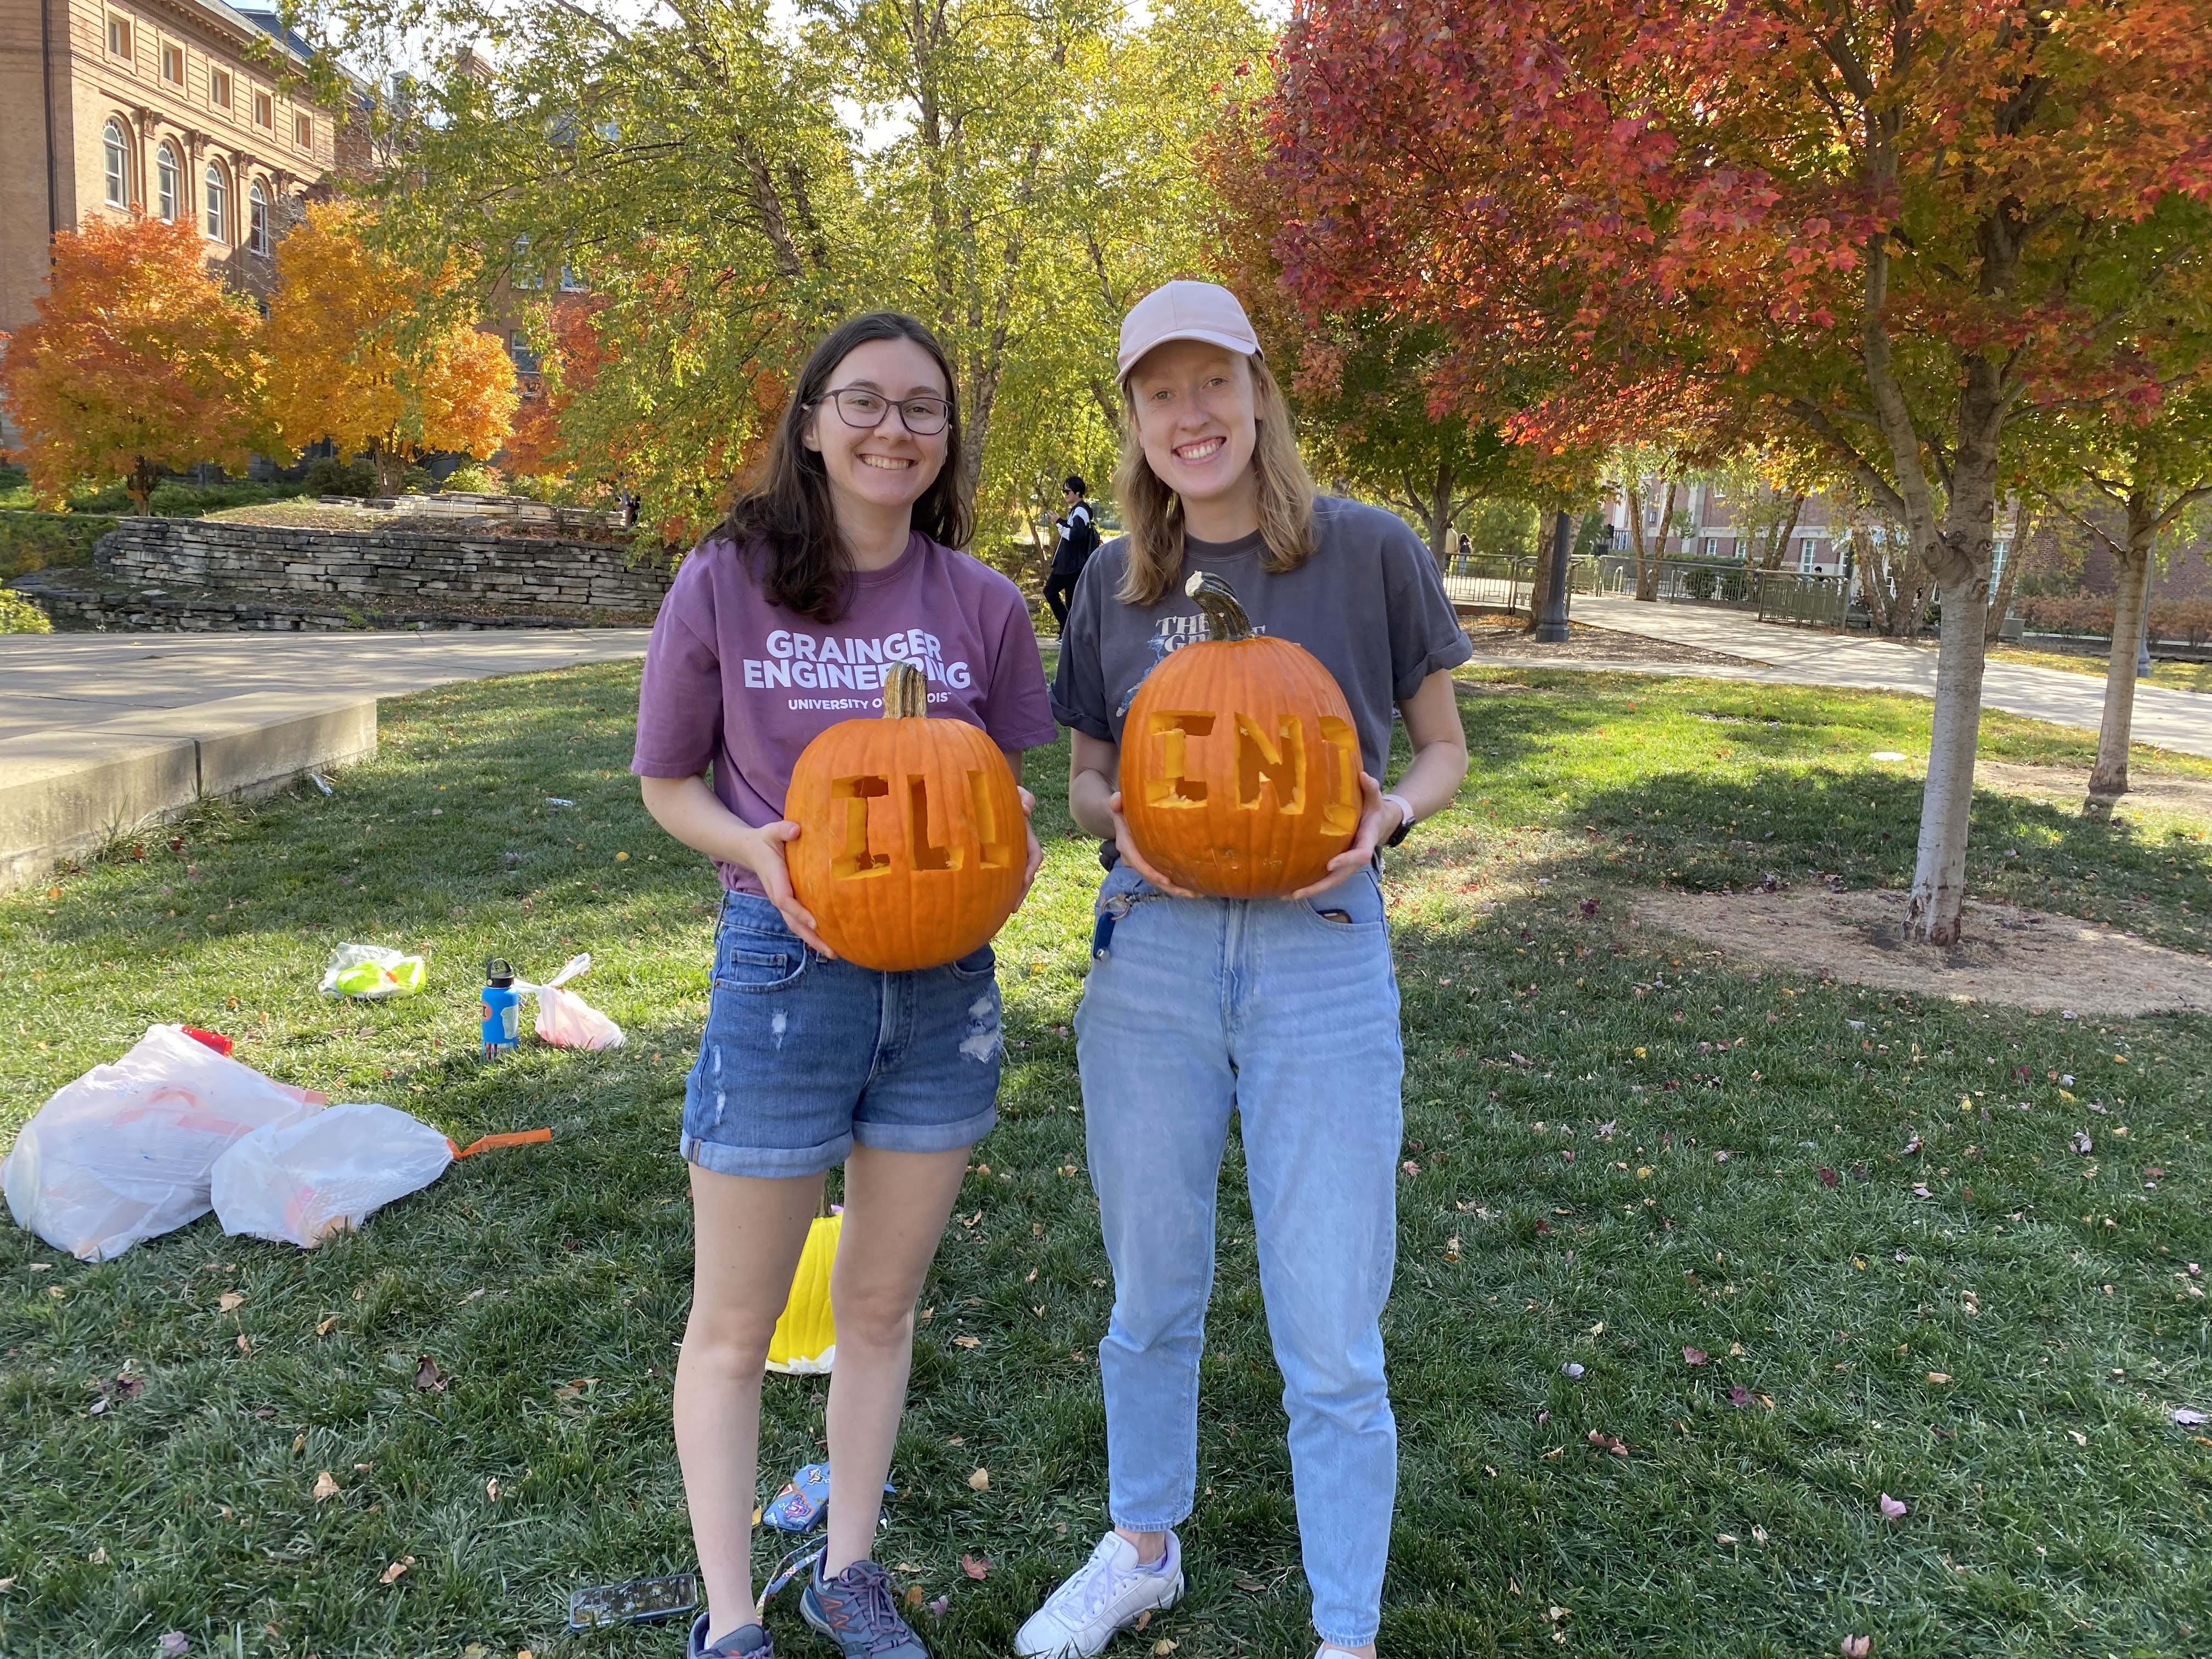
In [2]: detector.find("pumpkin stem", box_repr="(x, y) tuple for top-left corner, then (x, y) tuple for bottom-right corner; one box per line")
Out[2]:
(1185, 570), (1256, 641)
(883, 660), (930, 718)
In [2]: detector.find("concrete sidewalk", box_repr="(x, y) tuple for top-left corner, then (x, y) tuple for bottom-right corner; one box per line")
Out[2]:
(0, 630), (652, 890)
(1559, 597), (2212, 760)
(0, 628), (652, 734)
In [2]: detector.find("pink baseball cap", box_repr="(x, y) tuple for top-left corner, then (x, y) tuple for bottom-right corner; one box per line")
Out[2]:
(1117, 280), (1262, 382)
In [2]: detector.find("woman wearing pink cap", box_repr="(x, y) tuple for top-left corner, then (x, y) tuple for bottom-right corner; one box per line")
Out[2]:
(1017, 282), (1471, 1659)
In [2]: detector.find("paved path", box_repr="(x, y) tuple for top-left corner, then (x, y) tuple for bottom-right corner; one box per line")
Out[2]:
(0, 629), (652, 737)
(1496, 597), (2212, 760)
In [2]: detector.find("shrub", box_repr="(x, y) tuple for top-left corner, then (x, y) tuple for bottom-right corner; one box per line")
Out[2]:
(439, 461), (506, 494)
(2151, 596), (2212, 648)
(303, 456), (378, 497)
(0, 589), (55, 633)
(401, 465), (437, 495)
(1683, 565), (1719, 600)
(2015, 591), (2114, 636)
(0, 510), (117, 578)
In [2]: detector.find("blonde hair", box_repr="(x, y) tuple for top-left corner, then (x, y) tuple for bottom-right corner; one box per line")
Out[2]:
(1114, 351), (1317, 607)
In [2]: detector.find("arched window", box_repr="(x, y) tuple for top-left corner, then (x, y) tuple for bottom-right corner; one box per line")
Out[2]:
(204, 161), (228, 243)
(156, 143), (179, 222)
(103, 120), (129, 207)
(249, 182), (269, 255)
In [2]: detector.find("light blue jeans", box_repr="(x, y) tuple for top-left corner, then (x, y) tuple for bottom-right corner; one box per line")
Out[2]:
(1075, 858), (1403, 1650)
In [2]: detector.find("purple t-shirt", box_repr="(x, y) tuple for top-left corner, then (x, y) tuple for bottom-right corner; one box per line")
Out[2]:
(633, 532), (1058, 894)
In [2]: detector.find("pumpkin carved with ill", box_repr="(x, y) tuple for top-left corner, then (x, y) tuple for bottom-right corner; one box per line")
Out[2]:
(786, 662), (1025, 971)
(1119, 571), (1361, 898)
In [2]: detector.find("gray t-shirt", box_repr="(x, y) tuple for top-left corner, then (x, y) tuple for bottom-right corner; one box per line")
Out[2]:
(1050, 495), (1471, 782)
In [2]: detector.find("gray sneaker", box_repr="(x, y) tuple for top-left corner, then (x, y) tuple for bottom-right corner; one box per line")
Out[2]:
(690, 1611), (775, 1656)
(799, 1558), (927, 1658)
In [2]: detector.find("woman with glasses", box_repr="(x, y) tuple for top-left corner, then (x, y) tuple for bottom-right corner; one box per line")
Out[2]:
(634, 312), (1056, 1659)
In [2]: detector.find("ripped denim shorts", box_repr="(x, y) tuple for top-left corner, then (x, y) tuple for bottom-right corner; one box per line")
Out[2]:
(680, 891), (1002, 1179)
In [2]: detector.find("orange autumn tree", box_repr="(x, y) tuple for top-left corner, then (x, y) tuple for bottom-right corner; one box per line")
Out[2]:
(0, 215), (269, 514)
(1262, 0), (2212, 945)
(501, 292), (608, 481)
(264, 201), (517, 494)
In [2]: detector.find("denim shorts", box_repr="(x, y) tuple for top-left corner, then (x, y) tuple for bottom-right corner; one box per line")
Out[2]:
(680, 891), (1003, 1179)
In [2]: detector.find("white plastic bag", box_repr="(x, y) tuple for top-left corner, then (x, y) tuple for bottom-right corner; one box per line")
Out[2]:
(522, 953), (625, 1051)
(320, 943), (426, 1000)
(2, 1025), (326, 1262)
(210, 1102), (454, 1248)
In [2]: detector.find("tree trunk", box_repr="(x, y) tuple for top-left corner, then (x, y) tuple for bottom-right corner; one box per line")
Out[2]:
(1624, 480), (1650, 597)
(1424, 458), (1455, 569)
(2087, 491), (2157, 800)
(371, 441), (407, 498)
(1983, 498), (2029, 646)
(126, 458), (158, 516)
(1760, 493), (1805, 569)
(1635, 479), (1676, 601)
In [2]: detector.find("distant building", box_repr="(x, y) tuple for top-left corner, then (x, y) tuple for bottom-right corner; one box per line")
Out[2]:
(1, 0), (361, 338)
(1598, 479), (1849, 575)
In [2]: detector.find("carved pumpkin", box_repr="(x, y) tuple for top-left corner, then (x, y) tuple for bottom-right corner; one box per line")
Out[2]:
(787, 661), (1025, 972)
(1119, 571), (1361, 897)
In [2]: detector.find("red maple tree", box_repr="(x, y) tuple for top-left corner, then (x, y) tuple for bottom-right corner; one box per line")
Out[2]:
(1260, 0), (2212, 942)
(1, 214), (270, 514)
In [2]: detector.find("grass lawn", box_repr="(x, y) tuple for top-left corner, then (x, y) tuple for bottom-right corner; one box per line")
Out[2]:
(4, 664), (2211, 1659)
(1976, 643), (2212, 695)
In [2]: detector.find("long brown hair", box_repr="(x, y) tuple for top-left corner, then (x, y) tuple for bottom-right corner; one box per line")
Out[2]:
(723, 312), (972, 622)
(1114, 349), (1317, 607)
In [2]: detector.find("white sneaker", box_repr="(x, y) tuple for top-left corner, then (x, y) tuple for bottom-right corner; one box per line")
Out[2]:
(1013, 1530), (1183, 1658)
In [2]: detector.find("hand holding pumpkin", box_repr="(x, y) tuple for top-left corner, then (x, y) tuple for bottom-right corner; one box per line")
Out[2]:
(733, 818), (837, 957)
(1017, 786), (1045, 896)
(1289, 771), (1391, 900)
(1105, 789), (1201, 899)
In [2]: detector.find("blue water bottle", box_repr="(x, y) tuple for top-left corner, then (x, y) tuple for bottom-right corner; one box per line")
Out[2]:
(481, 958), (522, 1059)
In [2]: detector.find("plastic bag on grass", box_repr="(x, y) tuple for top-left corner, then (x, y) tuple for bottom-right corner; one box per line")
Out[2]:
(211, 1102), (453, 1248)
(321, 943), (426, 1000)
(522, 954), (625, 1051)
(1, 1025), (326, 1261)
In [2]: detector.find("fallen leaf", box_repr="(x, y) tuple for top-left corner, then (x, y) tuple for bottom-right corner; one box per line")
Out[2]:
(1152, 1643), (1177, 1657)
(87, 1398), (108, 1416)
(1927, 1373), (1953, 1385)
(927, 1596), (949, 1618)
(1717, 1533), (1739, 1544)
(1818, 1167), (1838, 1188)
(1233, 1576), (1265, 1593)
(967, 1467), (990, 1492)
(413, 1356), (447, 1392)
(379, 1556), (415, 1585)
(2172, 1408), (2209, 1427)
(1729, 1385), (1751, 1407)
(235, 1334), (252, 1353)
(486, 1477), (501, 1501)
(961, 1555), (989, 1581)
(88, 1547), (108, 1565)
(158, 1633), (190, 1656)
(2069, 1429), (2088, 1446)
(1561, 1362), (1585, 1380)
(291, 1433), (306, 1453)
(952, 1335), (981, 1351)
(1135, 1611), (1152, 1633)
(2072, 1132), (2094, 1155)
(316, 1317), (338, 1337)
(1842, 1638), (1871, 1658)
(1683, 1347), (1709, 1367)
(1878, 1493), (1907, 1521)
(904, 1584), (925, 1611)
(894, 1562), (923, 1575)
(113, 1373), (143, 1400)
(464, 1647), (489, 1659)
(1752, 1526), (1769, 1544)
(217, 1292), (245, 1313)
(312, 1471), (340, 1502)
(0, 1576), (15, 1592)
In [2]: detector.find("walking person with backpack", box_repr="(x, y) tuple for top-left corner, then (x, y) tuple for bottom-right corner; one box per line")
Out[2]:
(1043, 475), (1100, 631)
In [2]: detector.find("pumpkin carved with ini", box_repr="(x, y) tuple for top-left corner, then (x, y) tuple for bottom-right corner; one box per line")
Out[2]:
(786, 661), (1025, 971)
(1119, 571), (1361, 897)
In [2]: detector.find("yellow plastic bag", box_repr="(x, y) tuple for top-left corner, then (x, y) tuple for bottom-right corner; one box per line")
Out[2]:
(767, 1212), (840, 1374)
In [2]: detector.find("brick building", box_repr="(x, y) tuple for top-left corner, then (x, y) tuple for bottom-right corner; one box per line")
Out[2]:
(1, 0), (358, 340)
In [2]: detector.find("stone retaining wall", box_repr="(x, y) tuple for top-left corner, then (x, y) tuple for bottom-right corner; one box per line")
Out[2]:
(93, 517), (674, 618)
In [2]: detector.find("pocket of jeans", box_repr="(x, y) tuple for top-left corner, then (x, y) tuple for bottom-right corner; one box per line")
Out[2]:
(1299, 867), (1386, 932)
(715, 941), (806, 992)
(947, 942), (996, 980)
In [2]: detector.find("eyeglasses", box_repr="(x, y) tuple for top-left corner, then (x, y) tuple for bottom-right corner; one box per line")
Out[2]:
(813, 386), (952, 436)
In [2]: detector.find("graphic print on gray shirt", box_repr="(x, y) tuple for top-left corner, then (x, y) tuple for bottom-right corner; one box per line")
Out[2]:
(1049, 495), (1472, 785)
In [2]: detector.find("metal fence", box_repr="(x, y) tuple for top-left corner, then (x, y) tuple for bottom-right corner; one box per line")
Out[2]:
(1440, 554), (1623, 615)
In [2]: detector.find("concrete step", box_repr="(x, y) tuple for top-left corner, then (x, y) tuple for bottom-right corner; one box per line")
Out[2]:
(0, 691), (375, 891)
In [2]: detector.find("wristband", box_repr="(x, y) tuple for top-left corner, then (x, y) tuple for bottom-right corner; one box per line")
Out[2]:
(1382, 793), (1417, 848)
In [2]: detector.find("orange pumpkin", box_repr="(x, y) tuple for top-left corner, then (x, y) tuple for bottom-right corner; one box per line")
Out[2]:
(1119, 571), (1361, 897)
(786, 661), (1025, 971)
